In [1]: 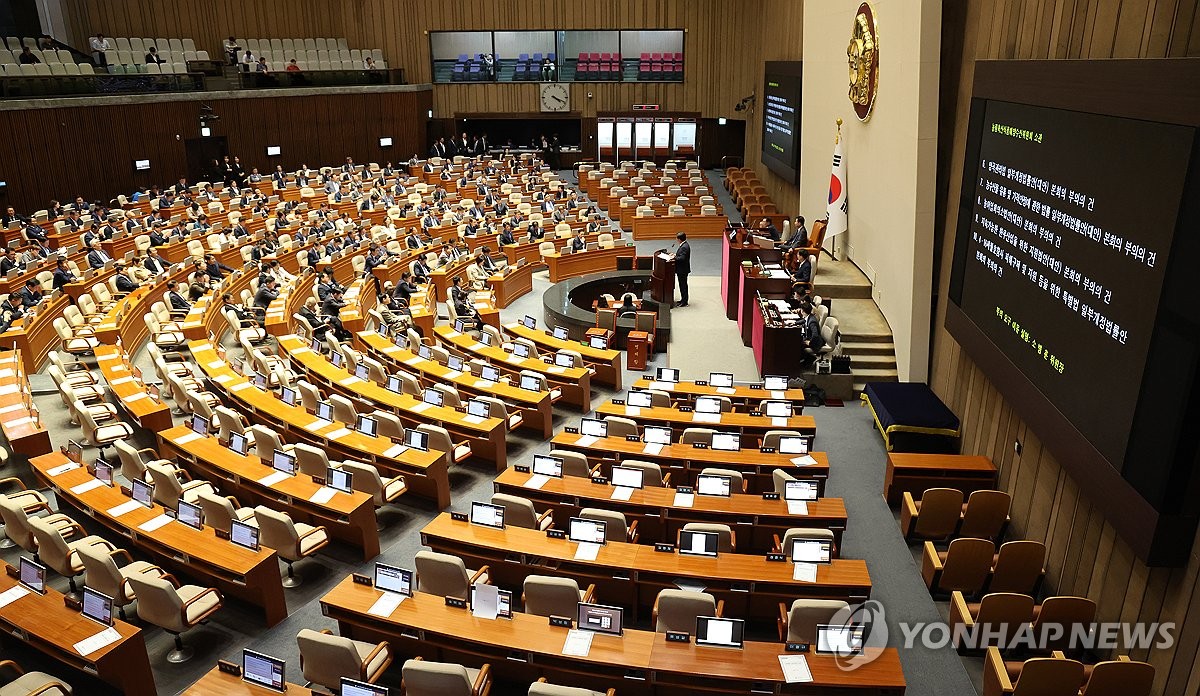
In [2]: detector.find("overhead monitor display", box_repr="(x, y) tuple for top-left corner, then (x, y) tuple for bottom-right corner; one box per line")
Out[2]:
(615, 121), (633, 149)
(672, 122), (696, 151)
(654, 121), (671, 148)
(760, 61), (802, 183)
(634, 121), (653, 150)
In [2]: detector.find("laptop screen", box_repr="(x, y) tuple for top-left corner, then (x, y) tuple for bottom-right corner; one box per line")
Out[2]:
(355, 363), (370, 380)
(242, 650), (286, 692)
(778, 436), (809, 454)
(519, 374), (540, 392)
(816, 624), (865, 656)
(94, 462), (113, 486)
(695, 396), (722, 414)
(481, 365), (500, 382)
(18, 557), (45, 594)
(328, 467), (353, 493)
(553, 326), (568, 340)
(710, 432), (741, 451)
(422, 388), (444, 407)
(230, 431), (248, 455)
(763, 400), (792, 418)
(131, 479), (154, 507)
(708, 372), (734, 388)
(386, 375), (403, 393)
(81, 587), (115, 626)
(678, 530), (719, 557)
(656, 367), (680, 383)
(466, 399), (490, 418)
(480, 331), (493, 346)
(610, 466), (644, 489)
(644, 425), (672, 445)
(588, 335), (607, 349)
(532, 454), (563, 477)
(404, 429), (429, 451)
(272, 450), (297, 475)
(374, 563), (413, 596)
(568, 517), (607, 545)
(417, 345), (433, 360)
(331, 351), (345, 367)
(176, 499), (204, 530)
(764, 375), (789, 391)
(580, 418), (607, 438)
(453, 319), (466, 333)
(512, 342), (530, 359)
(554, 352), (574, 368)
(447, 355), (465, 372)
(190, 414), (209, 436)
(626, 390), (653, 408)
(695, 616), (745, 648)
(279, 387), (297, 406)
(356, 415), (378, 437)
(316, 401), (334, 421)
(230, 520), (260, 551)
(696, 474), (732, 497)
(784, 479), (820, 501)
(470, 501), (505, 529)
(792, 538), (833, 564)
(253, 371), (269, 387)
(577, 603), (623, 636)
(341, 678), (389, 696)
(523, 315), (536, 329)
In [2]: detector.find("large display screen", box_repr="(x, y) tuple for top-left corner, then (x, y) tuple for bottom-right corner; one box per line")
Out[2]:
(955, 99), (1191, 465)
(761, 61), (802, 183)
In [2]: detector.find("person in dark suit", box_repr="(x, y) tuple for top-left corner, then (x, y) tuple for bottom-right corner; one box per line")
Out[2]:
(23, 221), (47, 244)
(15, 279), (43, 308)
(114, 264), (140, 293)
(526, 221), (544, 243)
(306, 245), (322, 268)
(569, 229), (586, 253)
(0, 248), (20, 275)
(222, 293), (260, 327)
(477, 248), (498, 275)
(798, 302), (826, 367)
(410, 257), (431, 285)
(148, 223), (170, 247)
(670, 231), (691, 307)
(166, 280), (191, 312)
(449, 276), (479, 328)
(756, 217), (780, 242)
(792, 249), (812, 285)
(782, 215), (809, 250)
(144, 248), (168, 275)
(320, 288), (352, 341)
(254, 277), (280, 310)
(188, 272), (211, 302)
(0, 295), (22, 333)
(204, 253), (235, 280)
(298, 297), (330, 338)
(393, 272), (418, 303)
(497, 224), (516, 247)
(85, 241), (112, 269)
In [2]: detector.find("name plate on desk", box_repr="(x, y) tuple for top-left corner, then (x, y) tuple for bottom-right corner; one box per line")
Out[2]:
(693, 380), (708, 386)
(766, 553), (787, 562)
(748, 384), (763, 390)
(564, 426), (579, 434)
(691, 442), (709, 449)
(590, 476), (608, 485)
(678, 406), (694, 412)
(760, 447), (777, 454)
(352, 574), (373, 586)
(762, 492), (781, 500)
(549, 615), (573, 628)
(624, 435), (641, 442)
(654, 543), (675, 553)
(666, 631), (690, 643)
(785, 642), (809, 653)
(612, 399), (625, 405)
(217, 660), (242, 676)
(450, 512), (469, 522)
(514, 465), (531, 474)
(445, 596), (468, 609)
(546, 529), (566, 540)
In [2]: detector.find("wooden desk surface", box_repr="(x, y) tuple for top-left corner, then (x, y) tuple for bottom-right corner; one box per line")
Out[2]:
(187, 340), (451, 508)
(182, 668), (313, 695)
(631, 376), (806, 404)
(30, 451), (288, 627)
(631, 215), (729, 240)
(486, 258), (536, 309)
(504, 322), (622, 371)
(550, 431), (828, 475)
(95, 345), (173, 433)
(885, 453), (996, 472)
(544, 245), (637, 283)
(595, 401), (817, 436)
(0, 290), (71, 373)
(0, 350), (51, 456)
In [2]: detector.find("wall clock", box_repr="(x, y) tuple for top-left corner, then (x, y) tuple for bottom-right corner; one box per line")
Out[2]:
(540, 83), (570, 113)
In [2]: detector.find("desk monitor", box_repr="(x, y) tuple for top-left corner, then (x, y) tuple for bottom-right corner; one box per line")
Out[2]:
(696, 474), (732, 497)
(230, 519), (260, 551)
(315, 401), (334, 421)
(272, 450), (297, 476)
(513, 342), (531, 359)
(330, 351), (345, 368)
(341, 677), (389, 696)
(710, 432), (741, 452)
(65, 440), (83, 463)
(469, 584), (513, 618)
(422, 388), (444, 407)
(230, 357), (245, 376)
(356, 415), (378, 437)
(189, 414), (209, 436)
(656, 367), (680, 383)
(311, 336), (324, 352)
(792, 538), (833, 564)
(523, 315), (536, 329)
(453, 319), (466, 334)
(532, 454), (563, 478)
(568, 517), (608, 545)
(778, 436), (809, 455)
(626, 390), (653, 408)
(577, 602), (623, 636)
(417, 344), (433, 360)
(94, 462), (113, 486)
(763, 400), (792, 418)
(519, 374), (541, 392)
(480, 331), (493, 346)
(470, 501), (505, 529)
(386, 375), (403, 393)
(447, 355), (465, 372)
(327, 467), (354, 493)
(230, 431), (249, 455)
(466, 399), (490, 419)
(374, 563), (413, 596)
(176, 499), (204, 530)
(355, 363), (371, 380)
(253, 370), (269, 388)
(131, 479), (154, 507)
(708, 372), (735, 388)
(395, 335), (409, 350)
(18, 557), (45, 594)
(695, 616), (745, 648)
(480, 365), (501, 383)
(695, 396), (723, 414)
(784, 479), (820, 501)
(81, 587), (115, 627)
(678, 530), (719, 557)
(763, 375), (789, 391)
(580, 417), (607, 438)
(816, 624), (865, 657)
(404, 428), (429, 451)
(644, 425), (672, 445)
(589, 335), (607, 350)
(279, 386), (297, 406)
(610, 465), (645, 490)
(242, 649), (286, 692)
(553, 326), (569, 340)
(554, 352), (574, 368)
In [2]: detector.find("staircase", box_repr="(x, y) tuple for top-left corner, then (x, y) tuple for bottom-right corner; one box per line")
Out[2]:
(841, 332), (898, 393)
(810, 259), (898, 394)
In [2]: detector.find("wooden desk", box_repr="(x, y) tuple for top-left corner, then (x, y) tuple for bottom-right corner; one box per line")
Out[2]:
(91, 263), (194, 349)
(500, 232), (607, 268)
(159, 425), (381, 559)
(883, 453), (999, 505)
(188, 340), (452, 509)
(0, 290), (70, 373)
(631, 377), (805, 408)
(487, 260), (536, 308)
(434, 325), (593, 412)
(31, 452), (289, 627)
(549, 432), (829, 497)
(182, 667), (313, 695)
(358, 330), (553, 438)
(594, 401), (816, 443)
(739, 267), (795, 346)
(631, 215), (729, 241)
(752, 304), (808, 379)
(0, 570), (157, 696)
(94, 345), (173, 433)
(0, 350), (51, 456)
(722, 241), (782, 321)
(276, 335), (508, 470)
(420, 513), (870, 621)
(493, 467), (845, 552)
(544, 246), (637, 283)
(504, 322), (622, 389)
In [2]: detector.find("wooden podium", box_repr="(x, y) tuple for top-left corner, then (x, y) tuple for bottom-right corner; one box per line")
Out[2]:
(626, 330), (650, 370)
(650, 250), (676, 304)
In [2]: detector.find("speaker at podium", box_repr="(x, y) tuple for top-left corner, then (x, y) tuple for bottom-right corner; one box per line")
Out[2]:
(651, 250), (675, 305)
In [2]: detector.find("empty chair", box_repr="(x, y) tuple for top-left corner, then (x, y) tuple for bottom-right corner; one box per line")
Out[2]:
(0, 661), (73, 696)
(76, 543), (167, 620)
(254, 506), (329, 587)
(76, 401), (132, 450)
(528, 679), (615, 696)
(900, 488), (965, 541)
(401, 658), (492, 696)
(147, 462), (215, 511)
(489, 493), (553, 530)
(294, 442), (334, 477)
(250, 425), (294, 466)
(297, 628), (394, 692)
(338, 461), (406, 508)
(195, 490), (255, 534)
(1078, 656), (1155, 696)
(417, 423), (473, 463)
(777, 599), (850, 644)
(616, 459), (669, 487)
(1030, 596), (1097, 653)
(959, 490), (1012, 541)
(415, 549), (489, 600)
(949, 591), (1035, 650)
(578, 508), (637, 543)
(602, 415), (638, 439)
(983, 649), (1084, 696)
(28, 516), (113, 597)
(988, 540), (1046, 595)
(775, 527), (837, 558)
(922, 537), (995, 597)
(0, 493), (77, 556)
(680, 427), (715, 446)
(550, 449), (595, 478)
(698, 467), (745, 493)
(125, 574), (223, 663)
(680, 522), (734, 553)
(762, 429), (805, 451)
(653, 589), (720, 633)
(522, 575), (595, 618)
(0, 480), (53, 550)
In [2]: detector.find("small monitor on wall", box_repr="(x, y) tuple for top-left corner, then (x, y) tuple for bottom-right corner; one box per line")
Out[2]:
(134, 159), (150, 171)
(266, 146), (281, 156)
(379, 137), (393, 147)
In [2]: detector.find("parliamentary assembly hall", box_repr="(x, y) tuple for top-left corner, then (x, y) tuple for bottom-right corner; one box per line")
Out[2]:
(0, 1), (1196, 694)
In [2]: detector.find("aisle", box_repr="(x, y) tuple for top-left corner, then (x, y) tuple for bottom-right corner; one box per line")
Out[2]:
(665, 275), (760, 378)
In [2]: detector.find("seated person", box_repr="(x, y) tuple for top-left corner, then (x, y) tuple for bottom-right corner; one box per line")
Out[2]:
(798, 302), (827, 368)
(618, 294), (637, 317)
(791, 249), (813, 285)
(449, 276), (481, 330)
(298, 297), (330, 339)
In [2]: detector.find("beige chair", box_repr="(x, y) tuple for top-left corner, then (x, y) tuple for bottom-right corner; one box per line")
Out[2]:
(653, 589), (721, 633)
(415, 550), (489, 600)
(0, 493), (78, 556)
(339, 461), (406, 508)
(762, 430), (805, 451)
(615, 459), (670, 488)
(697, 467), (745, 493)
(0, 661), (72, 696)
(578, 508), (638, 543)
(680, 522), (734, 553)
(772, 468), (801, 493)
(76, 543), (166, 620)
(147, 462), (215, 511)
(76, 401), (132, 451)
(417, 423), (473, 463)
(297, 628), (393, 691)
(250, 425), (294, 466)
(401, 657), (492, 696)
(949, 591), (1035, 651)
(125, 573), (223, 663)
(195, 491), (256, 534)
(113, 440), (179, 485)
(679, 427), (715, 446)
(777, 599), (850, 644)
(601, 416), (638, 439)
(983, 648), (1083, 696)
(254, 506), (328, 587)
(522, 575), (595, 618)
(900, 488), (965, 542)
(294, 442), (334, 477)
(28, 516), (114, 597)
(922, 537), (995, 597)
(475, 395), (523, 430)
(774, 527), (838, 557)
(550, 449), (595, 479)
(489, 493), (553, 530)
(528, 678), (614, 696)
